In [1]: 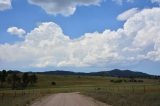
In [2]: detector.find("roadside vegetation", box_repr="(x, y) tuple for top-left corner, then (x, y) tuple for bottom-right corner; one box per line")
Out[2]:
(0, 70), (160, 106)
(84, 88), (160, 106)
(0, 70), (37, 90)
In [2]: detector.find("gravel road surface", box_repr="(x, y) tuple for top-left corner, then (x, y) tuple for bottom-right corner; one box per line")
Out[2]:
(30, 92), (109, 106)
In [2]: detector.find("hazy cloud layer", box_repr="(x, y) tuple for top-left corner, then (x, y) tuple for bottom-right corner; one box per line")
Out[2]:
(28, 0), (102, 16)
(0, 0), (11, 11)
(112, 0), (134, 5)
(151, 0), (160, 4)
(113, 0), (160, 5)
(1, 8), (160, 69)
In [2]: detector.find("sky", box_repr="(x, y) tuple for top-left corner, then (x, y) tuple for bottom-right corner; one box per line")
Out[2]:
(0, 0), (160, 75)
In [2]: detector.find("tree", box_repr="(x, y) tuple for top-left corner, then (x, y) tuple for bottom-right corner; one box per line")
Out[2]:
(29, 74), (38, 86)
(51, 81), (56, 86)
(11, 74), (21, 89)
(0, 70), (38, 89)
(0, 70), (8, 87)
(0, 72), (2, 87)
(22, 73), (30, 88)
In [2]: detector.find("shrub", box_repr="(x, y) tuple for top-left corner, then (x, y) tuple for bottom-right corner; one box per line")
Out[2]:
(51, 81), (56, 85)
(137, 80), (144, 83)
(110, 79), (122, 83)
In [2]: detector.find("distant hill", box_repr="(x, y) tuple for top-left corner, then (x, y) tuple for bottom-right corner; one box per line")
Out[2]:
(89, 69), (151, 77)
(37, 69), (152, 78)
(38, 70), (75, 75)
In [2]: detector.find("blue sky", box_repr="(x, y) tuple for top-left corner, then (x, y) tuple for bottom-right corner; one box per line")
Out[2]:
(0, 0), (160, 75)
(0, 0), (156, 43)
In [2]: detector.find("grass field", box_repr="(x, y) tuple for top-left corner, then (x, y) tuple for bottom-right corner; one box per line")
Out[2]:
(0, 75), (160, 106)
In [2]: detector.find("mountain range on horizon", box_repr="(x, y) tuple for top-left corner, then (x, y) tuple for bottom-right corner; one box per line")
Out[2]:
(35, 69), (156, 77)
(3, 68), (160, 78)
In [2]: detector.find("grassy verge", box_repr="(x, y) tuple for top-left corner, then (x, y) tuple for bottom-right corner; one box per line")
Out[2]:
(0, 90), (46, 106)
(0, 87), (89, 106)
(83, 85), (160, 106)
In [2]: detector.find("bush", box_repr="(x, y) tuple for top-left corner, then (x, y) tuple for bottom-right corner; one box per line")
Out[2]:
(110, 79), (122, 83)
(137, 80), (144, 83)
(51, 81), (56, 85)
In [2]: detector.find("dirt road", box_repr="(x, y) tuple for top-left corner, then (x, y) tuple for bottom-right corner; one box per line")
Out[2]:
(30, 92), (108, 106)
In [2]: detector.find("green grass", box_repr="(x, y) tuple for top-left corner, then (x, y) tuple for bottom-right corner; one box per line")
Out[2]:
(32, 74), (160, 88)
(83, 88), (160, 106)
(0, 75), (160, 106)
(0, 88), (75, 106)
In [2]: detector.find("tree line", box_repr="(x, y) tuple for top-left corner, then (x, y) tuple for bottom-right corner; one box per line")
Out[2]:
(110, 79), (144, 83)
(0, 70), (38, 90)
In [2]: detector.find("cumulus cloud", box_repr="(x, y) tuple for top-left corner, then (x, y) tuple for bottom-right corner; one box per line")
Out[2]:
(117, 8), (140, 21)
(28, 0), (102, 16)
(2, 22), (120, 68)
(0, 0), (12, 11)
(1, 7), (160, 69)
(7, 27), (26, 38)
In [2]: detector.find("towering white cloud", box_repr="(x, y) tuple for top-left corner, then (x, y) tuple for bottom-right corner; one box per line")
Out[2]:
(0, 0), (12, 11)
(7, 27), (26, 38)
(28, 0), (102, 16)
(1, 8), (160, 69)
(117, 8), (140, 21)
